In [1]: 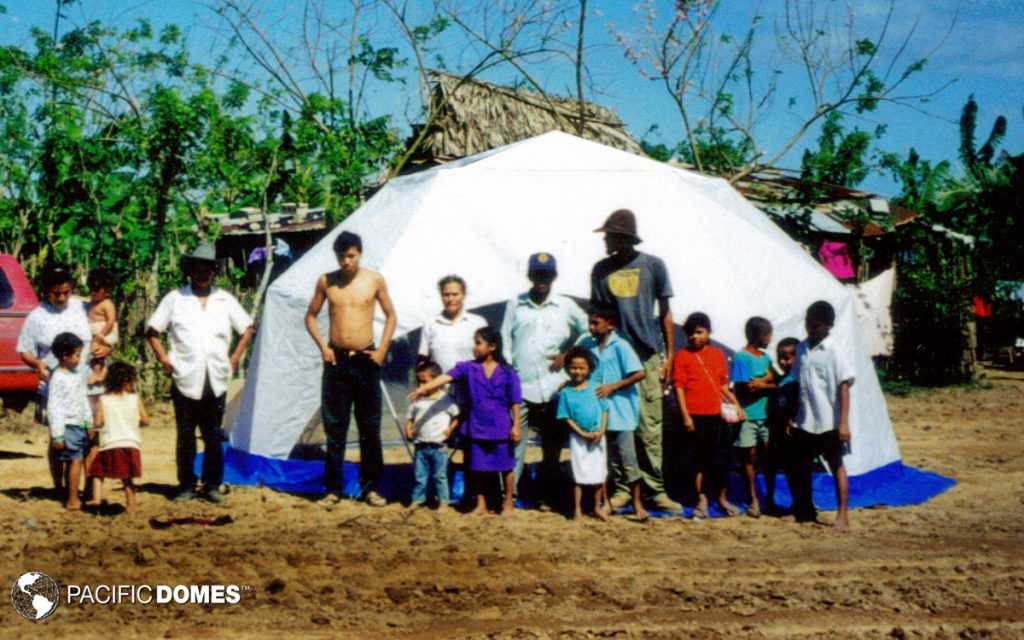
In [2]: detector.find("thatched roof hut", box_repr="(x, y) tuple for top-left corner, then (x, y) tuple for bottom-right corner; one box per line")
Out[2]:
(405, 71), (644, 168)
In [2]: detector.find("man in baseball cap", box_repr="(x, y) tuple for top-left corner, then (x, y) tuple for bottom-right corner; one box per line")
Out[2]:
(590, 210), (682, 514)
(501, 252), (588, 511)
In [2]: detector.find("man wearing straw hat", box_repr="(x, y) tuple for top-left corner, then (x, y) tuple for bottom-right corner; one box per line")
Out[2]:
(591, 210), (682, 514)
(147, 242), (254, 504)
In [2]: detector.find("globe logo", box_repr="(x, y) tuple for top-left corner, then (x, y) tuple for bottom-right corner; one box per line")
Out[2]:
(10, 572), (60, 622)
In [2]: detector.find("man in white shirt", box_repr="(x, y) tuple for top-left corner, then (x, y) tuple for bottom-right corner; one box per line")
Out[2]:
(147, 243), (254, 503)
(791, 300), (855, 531)
(501, 253), (588, 510)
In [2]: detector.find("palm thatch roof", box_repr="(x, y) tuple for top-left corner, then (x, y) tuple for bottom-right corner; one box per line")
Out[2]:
(405, 71), (644, 167)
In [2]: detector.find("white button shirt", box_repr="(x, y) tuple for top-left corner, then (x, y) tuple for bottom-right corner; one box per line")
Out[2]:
(500, 292), (588, 404)
(794, 334), (856, 434)
(15, 298), (93, 394)
(418, 311), (488, 374)
(147, 286), (253, 400)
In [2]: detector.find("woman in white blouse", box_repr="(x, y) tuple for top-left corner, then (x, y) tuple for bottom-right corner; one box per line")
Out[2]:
(417, 275), (487, 374)
(17, 263), (93, 492)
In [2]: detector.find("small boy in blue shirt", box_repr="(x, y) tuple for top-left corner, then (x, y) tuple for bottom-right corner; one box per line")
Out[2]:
(577, 305), (648, 520)
(731, 317), (775, 517)
(767, 337), (801, 515)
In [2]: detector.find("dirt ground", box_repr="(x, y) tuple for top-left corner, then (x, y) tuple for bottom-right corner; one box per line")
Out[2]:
(1, 370), (1022, 639)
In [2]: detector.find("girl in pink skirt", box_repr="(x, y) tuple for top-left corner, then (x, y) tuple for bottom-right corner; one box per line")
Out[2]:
(88, 362), (148, 512)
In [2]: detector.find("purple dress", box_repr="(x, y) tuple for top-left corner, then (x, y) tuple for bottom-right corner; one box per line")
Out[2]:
(448, 360), (523, 472)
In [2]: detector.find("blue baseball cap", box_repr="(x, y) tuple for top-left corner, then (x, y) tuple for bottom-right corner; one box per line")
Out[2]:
(527, 252), (557, 275)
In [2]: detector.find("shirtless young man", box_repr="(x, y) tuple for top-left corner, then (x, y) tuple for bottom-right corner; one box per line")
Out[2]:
(305, 231), (397, 507)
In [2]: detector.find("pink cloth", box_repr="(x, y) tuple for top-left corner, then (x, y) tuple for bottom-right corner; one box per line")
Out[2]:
(818, 241), (855, 280)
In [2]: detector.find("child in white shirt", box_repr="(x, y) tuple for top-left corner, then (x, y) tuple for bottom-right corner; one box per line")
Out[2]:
(47, 332), (93, 510)
(405, 362), (459, 511)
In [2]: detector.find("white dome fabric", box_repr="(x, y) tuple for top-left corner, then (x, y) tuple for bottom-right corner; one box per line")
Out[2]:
(228, 131), (899, 477)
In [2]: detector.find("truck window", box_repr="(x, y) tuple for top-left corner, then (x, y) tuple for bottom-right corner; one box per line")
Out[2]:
(0, 268), (13, 309)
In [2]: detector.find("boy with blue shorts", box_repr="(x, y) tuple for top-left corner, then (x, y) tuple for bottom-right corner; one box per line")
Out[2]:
(731, 317), (775, 517)
(47, 332), (94, 510)
(577, 305), (648, 520)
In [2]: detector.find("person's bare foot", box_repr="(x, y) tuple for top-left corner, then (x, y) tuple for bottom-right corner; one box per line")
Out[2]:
(500, 504), (515, 517)
(85, 500), (102, 508)
(469, 504), (488, 516)
(593, 508), (609, 523)
(436, 502), (449, 514)
(632, 506), (650, 521)
(718, 499), (739, 517)
(833, 513), (850, 533)
(571, 510), (582, 520)
(65, 501), (81, 511)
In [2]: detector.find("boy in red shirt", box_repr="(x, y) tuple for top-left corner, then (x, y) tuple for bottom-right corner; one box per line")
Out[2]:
(672, 312), (745, 519)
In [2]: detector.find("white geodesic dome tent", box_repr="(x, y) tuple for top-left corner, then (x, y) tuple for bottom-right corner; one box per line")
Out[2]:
(226, 131), (900, 480)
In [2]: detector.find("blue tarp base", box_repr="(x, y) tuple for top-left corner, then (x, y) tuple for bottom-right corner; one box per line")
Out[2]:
(204, 446), (955, 516)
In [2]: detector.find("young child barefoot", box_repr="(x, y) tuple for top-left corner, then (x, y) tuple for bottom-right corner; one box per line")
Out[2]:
(410, 328), (522, 518)
(88, 362), (147, 513)
(47, 333), (93, 511)
(731, 317), (776, 518)
(557, 347), (610, 522)
(672, 313), (745, 519)
(84, 268), (118, 502)
(578, 306), (650, 521)
(790, 301), (854, 532)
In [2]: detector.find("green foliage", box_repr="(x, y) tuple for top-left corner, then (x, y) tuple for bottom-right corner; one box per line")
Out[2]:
(798, 112), (873, 188)
(881, 95), (1022, 384)
(879, 148), (950, 214)
(0, 14), (402, 395)
(640, 123), (752, 174)
(942, 96), (1024, 289)
(888, 221), (973, 385)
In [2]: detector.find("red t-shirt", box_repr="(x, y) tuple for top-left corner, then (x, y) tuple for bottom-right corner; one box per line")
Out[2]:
(672, 346), (728, 416)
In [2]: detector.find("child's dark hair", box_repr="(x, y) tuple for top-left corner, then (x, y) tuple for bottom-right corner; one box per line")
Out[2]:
(52, 332), (84, 360)
(474, 326), (508, 365)
(588, 303), (618, 324)
(563, 346), (596, 375)
(333, 231), (362, 256)
(415, 360), (443, 378)
(40, 262), (73, 292)
(437, 274), (466, 293)
(744, 316), (773, 343)
(105, 362), (137, 393)
(806, 300), (836, 326)
(88, 267), (115, 292)
(777, 337), (800, 353)
(683, 312), (712, 335)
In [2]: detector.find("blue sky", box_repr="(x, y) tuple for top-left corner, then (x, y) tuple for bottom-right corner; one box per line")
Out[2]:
(2, 1), (1021, 196)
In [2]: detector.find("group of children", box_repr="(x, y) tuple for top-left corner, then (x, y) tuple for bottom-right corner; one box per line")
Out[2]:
(47, 268), (148, 512)
(407, 300), (853, 530)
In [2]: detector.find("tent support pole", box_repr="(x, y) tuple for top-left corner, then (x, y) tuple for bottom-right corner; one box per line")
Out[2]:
(380, 380), (415, 463)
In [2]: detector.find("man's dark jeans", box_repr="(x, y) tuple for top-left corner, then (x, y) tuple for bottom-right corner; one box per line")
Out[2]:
(171, 381), (226, 491)
(322, 348), (383, 497)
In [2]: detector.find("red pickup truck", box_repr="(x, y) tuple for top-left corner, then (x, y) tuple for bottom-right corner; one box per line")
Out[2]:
(0, 255), (40, 409)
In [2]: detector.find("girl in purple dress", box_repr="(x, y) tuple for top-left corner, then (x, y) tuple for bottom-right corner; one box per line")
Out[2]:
(409, 327), (522, 516)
